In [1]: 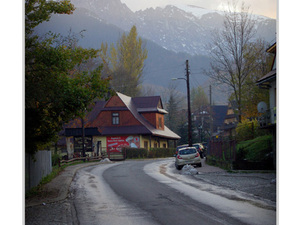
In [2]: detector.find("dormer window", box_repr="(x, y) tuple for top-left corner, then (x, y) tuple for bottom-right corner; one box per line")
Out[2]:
(158, 117), (163, 129)
(112, 112), (119, 125)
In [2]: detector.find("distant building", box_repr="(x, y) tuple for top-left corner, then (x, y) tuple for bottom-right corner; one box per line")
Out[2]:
(64, 92), (180, 158)
(211, 105), (228, 136)
(222, 101), (239, 137)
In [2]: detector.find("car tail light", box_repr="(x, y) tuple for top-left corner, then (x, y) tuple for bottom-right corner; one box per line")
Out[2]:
(195, 152), (200, 158)
(177, 155), (182, 159)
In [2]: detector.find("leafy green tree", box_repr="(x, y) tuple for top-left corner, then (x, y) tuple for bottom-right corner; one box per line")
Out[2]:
(235, 119), (268, 142)
(25, 0), (111, 155)
(100, 26), (148, 97)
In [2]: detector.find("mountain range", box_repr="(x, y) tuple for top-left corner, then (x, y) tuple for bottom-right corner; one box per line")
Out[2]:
(35, 0), (276, 104)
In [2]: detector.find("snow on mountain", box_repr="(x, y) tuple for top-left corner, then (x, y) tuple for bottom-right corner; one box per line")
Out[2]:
(172, 4), (223, 19)
(69, 0), (275, 56)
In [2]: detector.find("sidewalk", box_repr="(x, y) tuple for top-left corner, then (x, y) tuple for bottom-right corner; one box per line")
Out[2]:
(194, 159), (276, 208)
(26, 162), (101, 207)
(25, 161), (112, 225)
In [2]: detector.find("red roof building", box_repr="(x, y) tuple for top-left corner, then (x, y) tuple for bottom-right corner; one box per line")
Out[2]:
(64, 92), (180, 158)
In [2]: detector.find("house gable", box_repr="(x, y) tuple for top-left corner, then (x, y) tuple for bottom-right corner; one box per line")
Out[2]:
(90, 94), (142, 128)
(105, 95), (126, 108)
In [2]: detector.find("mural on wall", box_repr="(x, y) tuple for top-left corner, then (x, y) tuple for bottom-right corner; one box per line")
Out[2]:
(107, 136), (140, 152)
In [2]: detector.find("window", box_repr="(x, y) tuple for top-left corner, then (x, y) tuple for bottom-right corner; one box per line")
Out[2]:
(112, 112), (119, 125)
(158, 117), (163, 129)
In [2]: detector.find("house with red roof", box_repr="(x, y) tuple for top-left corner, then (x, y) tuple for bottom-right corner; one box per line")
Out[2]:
(64, 92), (180, 158)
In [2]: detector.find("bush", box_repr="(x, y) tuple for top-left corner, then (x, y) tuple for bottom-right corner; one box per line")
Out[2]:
(148, 148), (176, 158)
(236, 119), (268, 142)
(124, 147), (176, 159)
(236, 135), (273, 162)
(52, 153), (61, 166)
(124, 147), (148, 159)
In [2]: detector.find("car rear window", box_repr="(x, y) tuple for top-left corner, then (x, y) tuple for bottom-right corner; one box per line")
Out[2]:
(179, 148), (197, 155)
(193, 144), (200, 150)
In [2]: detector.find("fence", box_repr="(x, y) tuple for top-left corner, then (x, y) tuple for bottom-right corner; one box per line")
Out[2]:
(209, 138), (236, 162)
(61, 147), (177, 163)
(59, 156), (103, 166)
(25, 150), (52, 192)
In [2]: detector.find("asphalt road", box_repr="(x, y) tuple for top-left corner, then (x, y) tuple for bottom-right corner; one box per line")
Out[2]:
(69, 159), (276, 225)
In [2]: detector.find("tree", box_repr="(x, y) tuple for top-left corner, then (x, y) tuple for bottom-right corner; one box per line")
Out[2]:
(238, 40), (272, 119)
(25, 0), (111, 155)
(190, 86), (210, 142)
(100, 26), (148, 97)
(206, 0), (260, 122)
(191, 86), (209, 113)
(165, 92), (180, 133)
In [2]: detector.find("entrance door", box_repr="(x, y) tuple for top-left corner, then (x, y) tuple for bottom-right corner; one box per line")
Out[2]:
(97, 141), (102, 156)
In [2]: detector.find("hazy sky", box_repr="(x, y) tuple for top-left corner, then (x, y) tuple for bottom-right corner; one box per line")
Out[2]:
(120, 0), (277, 19)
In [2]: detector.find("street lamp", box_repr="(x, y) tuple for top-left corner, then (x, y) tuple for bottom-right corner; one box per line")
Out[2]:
(172, 60), (192, 147)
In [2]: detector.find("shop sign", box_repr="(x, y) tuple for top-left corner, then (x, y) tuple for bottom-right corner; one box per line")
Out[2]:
(107, 136), (140, 152)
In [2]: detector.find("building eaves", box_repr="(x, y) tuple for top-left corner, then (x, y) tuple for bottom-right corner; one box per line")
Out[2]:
(100, 126), (151, 136)
(117, 92), (180, 140)
(266, 42), (276, 54)
(256, 70), (276, 86)
(137, 107), (168, 114)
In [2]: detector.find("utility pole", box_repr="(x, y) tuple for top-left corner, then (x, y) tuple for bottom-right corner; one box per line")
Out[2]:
(208, 85), (213, 156)
(171, 60), (192, 147)
(209, 85), (212, 107)
(186, 60), (192, 147)
(81, 117), (86, 158)
(209, 85), (213, 137)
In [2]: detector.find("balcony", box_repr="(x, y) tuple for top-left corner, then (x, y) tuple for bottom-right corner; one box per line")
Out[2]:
(258, 107), (276, 128)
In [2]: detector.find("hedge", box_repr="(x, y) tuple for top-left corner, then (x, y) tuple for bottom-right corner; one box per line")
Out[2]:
(124, 147), (148, 159)
(236, 135), (273, 162)
(147, 148), (176, 158)
(124, 147), (176, 159)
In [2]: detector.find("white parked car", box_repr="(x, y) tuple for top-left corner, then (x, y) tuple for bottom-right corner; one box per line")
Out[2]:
(175, 147), (202, 170)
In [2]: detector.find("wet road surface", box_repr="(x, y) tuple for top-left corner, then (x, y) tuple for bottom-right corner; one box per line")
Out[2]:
(69, 159), (276, 225)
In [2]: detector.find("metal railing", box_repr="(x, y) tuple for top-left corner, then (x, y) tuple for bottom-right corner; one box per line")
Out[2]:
(258, 108), (276, 128)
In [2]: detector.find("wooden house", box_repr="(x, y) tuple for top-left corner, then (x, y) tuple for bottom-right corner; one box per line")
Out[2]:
(64, 92), (180, 158)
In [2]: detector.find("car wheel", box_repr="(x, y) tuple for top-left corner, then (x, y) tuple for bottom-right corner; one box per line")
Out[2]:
(176, 164), (183, 170)
(197, 162), (202, 167)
